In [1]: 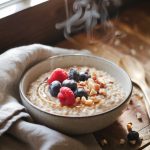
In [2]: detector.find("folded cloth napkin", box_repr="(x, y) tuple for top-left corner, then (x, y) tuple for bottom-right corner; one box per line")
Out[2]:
(0, 44), (101, 150)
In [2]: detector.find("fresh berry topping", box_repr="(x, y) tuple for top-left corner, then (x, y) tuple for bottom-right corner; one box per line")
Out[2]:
(127, 131), (139, 141)
(68, 68), (79, 82)
(47, 68), (68, 84)
(62, 79), (77, 91)
(49, 81), (61, 97)
(74, 88), (88, 99)
(79, 72), (90, 81)
(57, 87), (75, 106)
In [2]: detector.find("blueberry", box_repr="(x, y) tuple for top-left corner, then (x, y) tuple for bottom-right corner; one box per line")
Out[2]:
(49, 81), (61, 97)
(62, 79), (77, 91)
(74, 88), (88, 99)
(127, 131), (139, 141)
(68, 68), (79, 82)
(79, 72), (90, 81)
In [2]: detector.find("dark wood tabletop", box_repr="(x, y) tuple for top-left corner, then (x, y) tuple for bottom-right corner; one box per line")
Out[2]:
(57, 1), (150, 149)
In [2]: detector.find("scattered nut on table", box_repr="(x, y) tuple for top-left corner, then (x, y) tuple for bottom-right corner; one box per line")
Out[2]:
(127, 122), (133, 132)
(129, 140), (136, 145)
(119, 138), (126, 145)
(136, 112), (142, 121)
(100, 138), (108, 146)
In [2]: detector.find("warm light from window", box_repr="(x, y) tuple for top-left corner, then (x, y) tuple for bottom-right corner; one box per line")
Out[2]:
(0, 0), (11, 5)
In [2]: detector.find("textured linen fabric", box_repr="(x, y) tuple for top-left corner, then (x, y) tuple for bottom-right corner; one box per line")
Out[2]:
(0, 44), (101, 150)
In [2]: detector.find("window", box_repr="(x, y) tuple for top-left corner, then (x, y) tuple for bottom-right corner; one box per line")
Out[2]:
(0, 0), (12, 5)
(0, 0), (48, 18)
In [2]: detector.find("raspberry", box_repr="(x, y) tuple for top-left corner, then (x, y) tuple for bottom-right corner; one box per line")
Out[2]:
(47, 68), (68, 84)
(57, 87), (75, 106)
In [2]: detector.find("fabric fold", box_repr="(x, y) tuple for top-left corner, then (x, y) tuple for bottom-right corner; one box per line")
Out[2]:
(0, 44), (101, 150)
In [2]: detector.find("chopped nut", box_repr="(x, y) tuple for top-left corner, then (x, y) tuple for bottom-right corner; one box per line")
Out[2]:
(120, 138), (125, 145)
(84, 87), (90, 93)
(92, 72), (97, 77)
(92, 72), (97, 80)
(90, 89), (97, 96)
(94, 83), (100, 91)
(129, 140), (136, 145)
(84, 99), (93, 106)
(81, 96), (87, 104)
(127, 122), (133, 132)
(97, 78), (106, 88)
(93, 97), (100, 103)
(87, 79), (94, 90)
(75, 97), (81, 103)
(92, 76), (97, 80)
(99, 89), (107, 96)
(78, 81), (86, 86)
(136, 112), (142, 121)
(100, 139), (108, 146)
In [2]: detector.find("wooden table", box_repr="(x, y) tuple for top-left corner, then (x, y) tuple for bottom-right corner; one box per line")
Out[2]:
(57, 1), (150, 149)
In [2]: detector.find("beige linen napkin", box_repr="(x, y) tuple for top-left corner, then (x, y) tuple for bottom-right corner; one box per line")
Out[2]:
(0, 44), (101, 150)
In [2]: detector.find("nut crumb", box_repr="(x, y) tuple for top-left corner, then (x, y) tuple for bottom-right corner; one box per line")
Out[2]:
(90, 89), (97, 96)
(120, 138), (125, 145)
(75, 97), (81, 103)
(100, 139), (108, 146)
(84, 99), (93, 106)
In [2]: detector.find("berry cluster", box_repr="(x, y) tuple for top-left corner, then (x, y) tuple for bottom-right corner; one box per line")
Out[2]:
(47, 68), (90, 106)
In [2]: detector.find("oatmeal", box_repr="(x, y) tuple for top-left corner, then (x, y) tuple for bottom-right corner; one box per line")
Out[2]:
(27, 66), (126, 117)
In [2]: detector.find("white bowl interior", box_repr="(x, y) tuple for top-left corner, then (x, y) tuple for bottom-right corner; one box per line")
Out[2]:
(21, 55), (132, 103)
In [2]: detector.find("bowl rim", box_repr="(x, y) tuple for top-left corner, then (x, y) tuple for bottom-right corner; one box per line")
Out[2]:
(19, 54), (133, 118)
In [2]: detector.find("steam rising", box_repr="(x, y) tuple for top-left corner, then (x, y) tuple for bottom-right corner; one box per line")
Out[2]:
(56, 0), (122, 42)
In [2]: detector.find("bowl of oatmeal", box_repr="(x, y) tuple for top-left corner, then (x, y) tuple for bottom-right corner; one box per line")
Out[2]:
(19, 54), (132, 134)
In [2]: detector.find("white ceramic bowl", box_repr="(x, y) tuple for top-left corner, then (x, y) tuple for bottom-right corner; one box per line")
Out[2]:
(19, 54), (132, 135)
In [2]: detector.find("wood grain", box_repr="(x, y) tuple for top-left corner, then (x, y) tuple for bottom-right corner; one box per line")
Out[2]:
(57, 1), (150, 149)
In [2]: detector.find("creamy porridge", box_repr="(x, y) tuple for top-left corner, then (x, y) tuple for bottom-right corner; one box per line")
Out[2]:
(27, 66), (126, 117)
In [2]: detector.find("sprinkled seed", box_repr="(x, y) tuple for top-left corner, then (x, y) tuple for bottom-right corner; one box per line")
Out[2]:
(120, 139), (125, 145)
